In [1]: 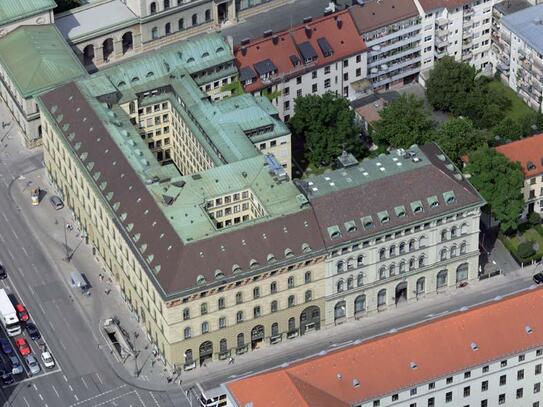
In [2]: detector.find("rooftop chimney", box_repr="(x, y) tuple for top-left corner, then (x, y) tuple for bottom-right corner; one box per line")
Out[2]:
(337, 18), (343, 29)
(241, 37), (251, 46)
(303, 16), (313, 23)
(263, 29), (273, 37)
(240, 46), (247, 56)
(272, 34), (279, 45)
(305, 25), (312, 38)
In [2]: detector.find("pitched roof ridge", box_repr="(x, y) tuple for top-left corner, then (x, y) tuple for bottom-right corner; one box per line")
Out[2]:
(286, 371), (350, 407)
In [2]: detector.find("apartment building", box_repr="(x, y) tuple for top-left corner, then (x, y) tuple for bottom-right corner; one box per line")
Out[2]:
(0, 0), (55, 35)
(234, 10), (368, 120)
(225, 288), (543, 407)
(493, 3), (543, 112)
(0, 25), (87, 147)
(496, 133), (543, 217)
(37, 33), (484, 369)
(349, 0), (422, 92)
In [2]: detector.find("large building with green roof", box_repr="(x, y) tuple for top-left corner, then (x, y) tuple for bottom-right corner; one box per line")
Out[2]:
(0, 0), (55, 34)
(37, 32), (484, 370)
(0, 24), (86, 147)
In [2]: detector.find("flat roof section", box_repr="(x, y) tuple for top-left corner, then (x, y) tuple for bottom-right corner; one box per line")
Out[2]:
(502, 3), (543, 54)
(349, 0), (419, 34)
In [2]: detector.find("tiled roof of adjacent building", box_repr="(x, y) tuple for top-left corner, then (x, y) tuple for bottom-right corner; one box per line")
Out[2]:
(227, 287), (543, 407)
(349, 0), (419, 34)
(37, 34), (483, 299)
(0, 0), (55, 26)
(494, 0), (531, 17)
(0, 25), (87, 98)
(502, 3), (543, 54)
(234, 9), (366, 93)
(496, 133), (543, 178)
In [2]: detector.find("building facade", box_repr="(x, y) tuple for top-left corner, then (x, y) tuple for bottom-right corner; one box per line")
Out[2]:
(235, 10), (368, 120)
(225, 288), (543, 407)
(0, 0), (55, 35)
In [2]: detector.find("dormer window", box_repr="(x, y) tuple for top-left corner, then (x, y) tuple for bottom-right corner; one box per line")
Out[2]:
(443, 191), (456, 205)
(344, 220), (357, 233)
(527, 161), (536, 171)
(427, 196), (439, 208)
(394, 206), (406, 218)
(410, 201), (424, 214)
(378, 211), (390, 224)
(362, 216), (373, 229)
(328, 225), (341, 239)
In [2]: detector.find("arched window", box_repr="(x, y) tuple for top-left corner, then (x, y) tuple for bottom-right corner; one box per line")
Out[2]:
(409, 258), (416, 270)
(304, 271), (312, 283)
(379, 248), (386, 261)
(184, 327), (191, 339)
(236, 311), (243, 323)
(357, 255), (364, 267)
(219, 316), (226, 329)
(347, 257), (355, 270)
(389, 263), (396, 277)
(270, 281), (277, 294)
(200, 303), (208, 315)
(399, 261), (406, 274)
(253, 287), (260, 299)
(218, 297), (225, 310)
(205, 9), (211, 21)
(305, 290), (312, 302)
(354, 295), (366, 314)
(460, 241), (467, 255)
(347, 276), (354, 289)
(150, 2), (157, 14)
(357, 273), (364, 287)
(418, 255), (425, 268)
(440, 248), (447, 261)
(288, 295), (295, 307)
(271, 300), (278, 313)
(450, 245), (457, 257)
(336, 260), (344, 273)
(419, 235), (428, 248)
(151, 27), (159, 39)
(164, 0), (170, 9)
(437, 269), (448, 289)
(183, 308), (190, 320)
(399, 242), (406, 254)
(334, 301), (346, 320)
(409, 239), (416, 251)
(165, 22), (171, 35)
(192, 13), (198, 25)
(288, 317), (296, 332)
(219, 338), (227, 353)
(271, 322), (279, 336)
(237, 333), (244, 348)
(378, 267), (386, 280)
(184, 349), (193, 363)
(128, 101), (136, 114)
(178, 18), (184, 30)
(456, 263), (469, 283)
(235, 292), (242, 304)
(288, 276), (295, 288)
(201, 321), (209, 334)
(441, 229), (448, 242)
(451, 226), (458, 238)
(337, 279), (344, 292)
(461, 223), (468, 235)
(377, 289), (387, 307)
(416, 277), (426, 294)
(389, 245), (396, 257)
(253, 306), (261, 318)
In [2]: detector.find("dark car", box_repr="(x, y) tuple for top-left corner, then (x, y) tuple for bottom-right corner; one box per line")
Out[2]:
(0, 338), (12, 355)
(1, 372), (14, 385)
(534, 272), (543, 284)
(25, 323), (40, 340)
(0, 265), (6, 280)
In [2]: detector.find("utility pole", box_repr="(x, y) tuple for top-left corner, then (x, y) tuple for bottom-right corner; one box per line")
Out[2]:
(63, 220), (70, 262)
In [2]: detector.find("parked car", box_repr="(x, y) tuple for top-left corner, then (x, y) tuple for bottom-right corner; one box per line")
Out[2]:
(1, 372), (14, 385)
(49, 195), (64, 210)
(0, 265), (6, 280)
(25, 323), (40, 340)
(15, 338), (30, 356)
(15, 303), (29, 322)
(9, 355), (23, 375)
(25, 355), (40, 375)
(0, 338), (13, 355)
(41, 352), (55, 369)
(534, 272), (543, 284)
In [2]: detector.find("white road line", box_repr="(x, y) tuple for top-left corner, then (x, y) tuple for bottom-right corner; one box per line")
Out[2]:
(81, 377), (89, 390)
(52, 384), (60, 398)
(38, 394), (44, 401)
(22, 247), (29, 256)
(63, 374), (68, 382)
(96, 372), (103, 385)
(59, 339), (67, 350)
(68, 384), (74, 392)
(32, 383), (38, 390)
(17, 267), (25, 278)
(150, 392), (161, 407)
(9, 225), (18, 240)
(68, 384), (127, 407)
(135, 390), (146, 407)
(89, 391), (136, 407)
(38, 302), (46, 314)
(74, 394), (79, 401)
(6, 249), (14, 261)
(22, 396), (30, 407)
(1, 212), (7, 222)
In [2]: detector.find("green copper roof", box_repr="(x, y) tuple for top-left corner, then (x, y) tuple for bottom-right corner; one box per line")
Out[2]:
(0, 0), (55, 26)
(0, 25), (86, 98)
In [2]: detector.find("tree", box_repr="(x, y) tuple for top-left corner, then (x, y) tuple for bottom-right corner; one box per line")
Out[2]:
(492, 117), (524, 141)
(289, 93), (364, 166)
(465, 147), (525, 233)
(55, 0), (82, 13)
(434, 117), (486, 164)
(371, 94), (434, 148)
(426, 56), (477, 112)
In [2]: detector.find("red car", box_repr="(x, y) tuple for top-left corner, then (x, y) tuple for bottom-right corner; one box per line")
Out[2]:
(15, 304), (29, 322)
(15, 338), (30, 356)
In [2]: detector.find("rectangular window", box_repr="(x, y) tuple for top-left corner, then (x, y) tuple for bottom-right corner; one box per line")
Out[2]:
(324, 79), (331, 88)
(516, 388), (523, 399)
(536, 364), (542, 375)
(312, 83), (317, 92)
(481, 401), (487, 407)
(296, 77), (302, 85)
(499, 394), (505, 405)
(482, 380), (488, 391)
(463, 386), (470, 397)
(518, 369), (524, 380)
(500, 375), (506, 385)
(445, 392), (452, 403)
(312, 71), (317, 79)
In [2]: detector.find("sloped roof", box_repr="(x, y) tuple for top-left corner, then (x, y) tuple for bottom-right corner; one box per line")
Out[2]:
(0, 0), (55, 26)
(227, 287), (543, 406)
(0, 25), (86, 98)
(235, 9), (366, 93)
(496, 133), (543, 178)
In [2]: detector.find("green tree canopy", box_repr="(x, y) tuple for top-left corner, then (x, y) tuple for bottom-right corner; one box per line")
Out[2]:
(492, 117), (524, 142)
(289, 93), (364, 166)
(465, 147), (525, 233)
(435, 117), (486, 164)
(371, 94), (434, 148)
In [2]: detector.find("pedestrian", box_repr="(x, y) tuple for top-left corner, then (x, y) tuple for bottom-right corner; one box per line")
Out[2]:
(228, 357), (234, 365)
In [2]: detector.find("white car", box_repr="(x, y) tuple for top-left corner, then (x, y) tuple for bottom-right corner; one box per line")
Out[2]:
(41, 352), (55, 369)
(26, 355), (40, 375)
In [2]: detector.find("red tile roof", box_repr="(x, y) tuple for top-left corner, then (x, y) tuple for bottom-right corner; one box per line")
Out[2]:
(227, 288), (543, 406)
(234, 10), (366, 93)
(496, 133), (543, 178)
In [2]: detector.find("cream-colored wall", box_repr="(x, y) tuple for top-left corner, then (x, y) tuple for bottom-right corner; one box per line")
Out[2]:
(0, 10), (53, 36)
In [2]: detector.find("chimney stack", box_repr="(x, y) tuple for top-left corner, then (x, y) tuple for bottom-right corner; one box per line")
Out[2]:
(305, 25), (312, 38)
(241, 46), (247, 56)
(272, 34), (279, 45)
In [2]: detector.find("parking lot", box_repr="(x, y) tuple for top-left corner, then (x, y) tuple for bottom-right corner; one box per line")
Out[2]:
(0, 278), (60, 387)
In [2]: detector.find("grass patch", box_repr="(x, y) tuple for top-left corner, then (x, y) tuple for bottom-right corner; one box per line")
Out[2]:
(501, 226), (543, 265)
(487, 80), (534, 121)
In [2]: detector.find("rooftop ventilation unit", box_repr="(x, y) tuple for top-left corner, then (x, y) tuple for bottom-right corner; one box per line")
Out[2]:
(240, 46), (247, 56)
(303, 16), (313, 23)
(470, 342), (478, 351)
(263, 29), (273, 37)
(272, 34), (279, 45)
(241, 38), (251, 45)
(265, 154), (289, 182)
(305, 25), (312, 38)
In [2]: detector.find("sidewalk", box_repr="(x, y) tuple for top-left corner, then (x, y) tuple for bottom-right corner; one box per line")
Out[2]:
(9, 166), (177, 391)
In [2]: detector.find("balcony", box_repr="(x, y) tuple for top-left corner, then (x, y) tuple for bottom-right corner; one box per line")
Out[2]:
(463, 28), (472, 38)
(436, 37), (448, 48)
(371, 66), (421, 89)
(368, 46), (420, 68)
(436, 17), (448, 27)
(371, 34), (422, 55)
(365, 23), (422, 48)
(462, 51), (473, 60)
(434, 48), (447, 59)
(463, 19), (473, 28)
(463, 7), (474, 17)
(462, 42), (472, 51)
(368, 56), (421, 78)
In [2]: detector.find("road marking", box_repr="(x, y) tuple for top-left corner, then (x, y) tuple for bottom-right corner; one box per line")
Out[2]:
(150, 392), (161, 407)
(39, 394), (44, 401)
(32, 383), (37, 390)
(135, 390), (146, 406)
(74, 394), (79, 401)
(59, 339), (67, 350)
(1, 212), (7, 222)
(22, 247), (28, 257)
(52, 384), (60, 398)
(38, 302), (45, 314)
(96, 372), (103, 385)
(69, 384), (74, 392)
(17, 267), (25, 278)
(81, 377), (89, 390)
(88, 391), (136, 407)
(68, 384), (127, 407)
(22, 396), (30, 407)
(6, 249), (14, 261)
(8, 224), (18, 240)
(63, 374), (68, 382)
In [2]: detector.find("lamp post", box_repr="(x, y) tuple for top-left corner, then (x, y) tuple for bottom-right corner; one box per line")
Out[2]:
(63, 220), (70, 262)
